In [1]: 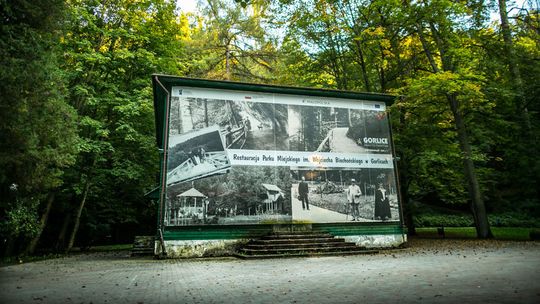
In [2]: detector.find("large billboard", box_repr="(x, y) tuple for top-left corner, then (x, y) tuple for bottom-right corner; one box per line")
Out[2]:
(163, 86), (400, 226)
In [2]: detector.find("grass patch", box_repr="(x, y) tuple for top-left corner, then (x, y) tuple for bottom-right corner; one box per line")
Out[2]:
(415, 227), (476, 238)
(415, 227), (535, 240)
(492, 227), (537, 240)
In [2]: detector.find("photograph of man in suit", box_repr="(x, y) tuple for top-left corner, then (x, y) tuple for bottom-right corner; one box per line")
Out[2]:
(298, 176), (310, 210)
(346, 179), (362, 221)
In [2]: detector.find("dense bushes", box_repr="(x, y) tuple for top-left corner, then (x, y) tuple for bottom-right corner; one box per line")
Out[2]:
(414, 214), (474, 227)
(413, 212), (540, 228)
(488, 213), (540, 228)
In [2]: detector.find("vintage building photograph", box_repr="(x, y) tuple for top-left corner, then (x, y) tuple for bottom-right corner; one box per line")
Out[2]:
(164, 165), (292, 226)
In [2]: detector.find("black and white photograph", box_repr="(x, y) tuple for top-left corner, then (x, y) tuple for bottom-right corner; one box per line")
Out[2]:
(167, 125), (230, 185)
(170, 96), (289, 150)
(290, 168), (399, 223)
(345, 109), (391, 154)
(164, 166), (292, 226)
(165, 89), (399, 226)
(288, 105), (387, 153)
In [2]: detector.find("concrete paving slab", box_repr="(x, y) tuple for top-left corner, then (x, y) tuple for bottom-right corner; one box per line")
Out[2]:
(1, 238), (539, 304)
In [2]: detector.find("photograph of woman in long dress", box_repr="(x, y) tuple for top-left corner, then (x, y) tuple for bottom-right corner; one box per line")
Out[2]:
(374, 182), (392, 221)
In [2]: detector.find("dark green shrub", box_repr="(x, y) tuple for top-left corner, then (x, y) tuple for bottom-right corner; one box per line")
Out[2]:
(413, 210), (540, 228)
(413, 214), (474, 227)
(489, 213), (540, 228)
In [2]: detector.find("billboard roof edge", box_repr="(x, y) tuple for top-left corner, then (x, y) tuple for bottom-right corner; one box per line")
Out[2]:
(152, 74), (397, 104)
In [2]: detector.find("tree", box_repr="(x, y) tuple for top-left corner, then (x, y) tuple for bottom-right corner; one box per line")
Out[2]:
(278, 0), (356, 90)
(402, 1), (495, 238)
(498, 0), (531, 130)
(476, 3), (539, 216)
(58, 0), (185, 251)
(186, 0), (277, 81)
(0, 0), (79, 256)
(277, 0), (414, 93)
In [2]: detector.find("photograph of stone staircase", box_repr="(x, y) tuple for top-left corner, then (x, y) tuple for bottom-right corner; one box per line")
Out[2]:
(235, 231), (378, 259)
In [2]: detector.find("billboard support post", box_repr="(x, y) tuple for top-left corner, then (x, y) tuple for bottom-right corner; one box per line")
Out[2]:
(154, 75), (170, 256)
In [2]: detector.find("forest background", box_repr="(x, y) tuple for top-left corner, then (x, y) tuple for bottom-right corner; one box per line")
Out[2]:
(0, 0), (538, 257)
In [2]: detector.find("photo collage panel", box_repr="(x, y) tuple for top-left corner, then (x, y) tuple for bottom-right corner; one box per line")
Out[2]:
(163, 88), (398, 226)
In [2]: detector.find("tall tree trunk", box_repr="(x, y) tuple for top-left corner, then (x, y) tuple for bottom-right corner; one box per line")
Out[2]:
(448, 94), (493, 238)
(26, 193), (55, 254)
(55, 212), (71, 251)
(302, 109), (306, 151)
(228, 101), (237, 126)
(418, 23), (493, 239)
(66, 180), (91, 252)
(353, 40), (372, 92)
(395, 151), (415, 236)
(204, 100), (209, 127)
(342, 0), (371, 92)
(417, 24), (439, 73)
(378, 43), (386, 92)
(225, 44), (231, 80)
(498, 0), (531, 130)
(396, 108), (416, 236)
(402, 179), (416, 236)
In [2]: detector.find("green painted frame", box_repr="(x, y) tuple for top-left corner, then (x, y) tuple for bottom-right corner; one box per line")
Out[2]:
(151, 75), (404, 240)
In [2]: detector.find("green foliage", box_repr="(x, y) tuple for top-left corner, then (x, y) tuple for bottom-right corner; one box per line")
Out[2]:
(414, 212), (540, 228)
(274, 36), (336, 87)
(0, 0), (79, 250)
(414, 214), (475, 228)
(415, 227), (534, 240)
(489, 213), (540, 228)
(0, 198), (40, 238)
(1, 0), (539, 255)
(53, 0), (184, 249)
(394, 69), (495, 205)
(185, 0), (277, 81)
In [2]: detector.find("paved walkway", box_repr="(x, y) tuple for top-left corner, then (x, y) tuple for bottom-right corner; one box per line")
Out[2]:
(1, 239), (539, 304)
(290, 183), (380, 223)
(291, 189), (350, 223)
(328, 127), (366, 153)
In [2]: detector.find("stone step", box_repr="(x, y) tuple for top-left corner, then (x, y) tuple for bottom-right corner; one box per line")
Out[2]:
(270, 230), (327, 234)
(252, 237), (346, 245)
(131, 236), (155, 257)
(239, 245), (367, 255)
(261, 233), (333, 240)
(235, 249), (379, 259)
(236, 230), (370, 258)
(243, 242), (357, 250)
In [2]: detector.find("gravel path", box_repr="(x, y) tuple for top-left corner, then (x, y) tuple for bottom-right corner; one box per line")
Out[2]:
(1, 238), (539, 304)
